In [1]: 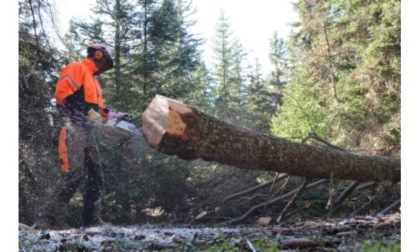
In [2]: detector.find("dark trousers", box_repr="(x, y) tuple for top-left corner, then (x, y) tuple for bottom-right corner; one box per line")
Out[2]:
(39, 115), (104, 226)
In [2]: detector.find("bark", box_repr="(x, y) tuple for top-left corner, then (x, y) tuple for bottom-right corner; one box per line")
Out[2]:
(141, 95), (400, 183)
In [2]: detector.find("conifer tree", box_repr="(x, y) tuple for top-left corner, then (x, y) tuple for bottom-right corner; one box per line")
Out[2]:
(210, 10), (248, 123)
(271, 0), (400, 156)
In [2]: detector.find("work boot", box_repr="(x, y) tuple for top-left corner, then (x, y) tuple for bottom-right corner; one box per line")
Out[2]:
(82, 199), (110, 227)
(82, 215), (110, 227)
(90, 217), (110, 227)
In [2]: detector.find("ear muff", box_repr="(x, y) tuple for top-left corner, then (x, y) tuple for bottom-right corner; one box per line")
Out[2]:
(93, 50), (104, 61)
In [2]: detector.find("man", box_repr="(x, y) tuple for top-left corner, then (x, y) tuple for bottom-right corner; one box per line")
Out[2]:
(34, 44), (114, 229)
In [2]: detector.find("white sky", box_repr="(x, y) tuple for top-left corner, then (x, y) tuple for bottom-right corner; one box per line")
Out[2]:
(190, 1), (299, 74)
(56, 0), (299, 75)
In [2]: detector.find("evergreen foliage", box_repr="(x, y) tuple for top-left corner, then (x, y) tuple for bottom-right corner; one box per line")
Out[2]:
(271, 0), (400, 156)
(210, 10), (249, 123)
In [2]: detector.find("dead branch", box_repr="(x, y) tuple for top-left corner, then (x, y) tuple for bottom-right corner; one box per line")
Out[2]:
(246, 238), (257, 252)
(219, 179), (328, 225)
(356, 181), (377, 191)
(276, 178), (309, 223)
(378, 199), (401, 215)
(266, 175), (292, 209)
(238, 194), (269, 206)
(335, 181), (360, 206)
(326, 171), (337, 218)
(283, 204), (311, 220)
(327, 181), (361, 216)
(223, 174), (289, 202)
(267, 173), (282, 203)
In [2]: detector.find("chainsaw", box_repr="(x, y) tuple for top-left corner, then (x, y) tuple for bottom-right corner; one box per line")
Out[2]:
(104, 112), (142, 136)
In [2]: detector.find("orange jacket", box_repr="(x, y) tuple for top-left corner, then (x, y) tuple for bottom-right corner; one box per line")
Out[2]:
(55, 58), (105, 112)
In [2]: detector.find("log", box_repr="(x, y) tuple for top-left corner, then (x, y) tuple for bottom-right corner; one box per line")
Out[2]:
(141, 95), (400, 182)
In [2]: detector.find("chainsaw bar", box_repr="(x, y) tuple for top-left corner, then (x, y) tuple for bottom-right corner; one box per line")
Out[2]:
(104, 118), (143, 136)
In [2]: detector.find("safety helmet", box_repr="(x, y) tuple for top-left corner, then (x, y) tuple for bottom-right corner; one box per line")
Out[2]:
(87, 43), (114, 70)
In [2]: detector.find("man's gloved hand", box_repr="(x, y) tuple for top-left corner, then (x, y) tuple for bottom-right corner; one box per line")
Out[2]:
(87, 108), (103, 123)
(107, 111), (117, 120)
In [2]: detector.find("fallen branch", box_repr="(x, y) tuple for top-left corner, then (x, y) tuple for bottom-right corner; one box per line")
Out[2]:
(356, 182), (377, 191)
(276, 178), (309, 223)
(326, 171), (337, 218)
(283, 204), (311, 220)
(328, 181), (361, 216)
(219, 179), (328, 225)
(266, 175), (291, 209)
(335, 181), (360, 206)
(224, 174), (289, 202)
(378, 199), (401, 216)
(245, 238), (257, 252)
(272, 176), (292, 199)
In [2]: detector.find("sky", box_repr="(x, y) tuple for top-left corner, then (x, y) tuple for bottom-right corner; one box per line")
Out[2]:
(56, 0), (299, 75)
(190, 1), (299, 75)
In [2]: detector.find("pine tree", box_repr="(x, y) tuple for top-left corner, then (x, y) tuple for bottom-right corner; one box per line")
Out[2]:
(268, 32), (288, 105)
(64, 0), (139, 111)
(271, 0), (400, 156)
(210, 10), (248, 123)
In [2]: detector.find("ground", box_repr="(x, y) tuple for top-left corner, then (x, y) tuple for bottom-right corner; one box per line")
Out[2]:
(19, 213), (400, 251)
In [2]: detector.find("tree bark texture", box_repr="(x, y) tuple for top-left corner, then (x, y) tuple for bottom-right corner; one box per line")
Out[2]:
(142, 95), (400, 182)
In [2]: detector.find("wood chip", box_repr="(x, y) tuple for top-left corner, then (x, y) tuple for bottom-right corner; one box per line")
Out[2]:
(256, 217), (272, 226)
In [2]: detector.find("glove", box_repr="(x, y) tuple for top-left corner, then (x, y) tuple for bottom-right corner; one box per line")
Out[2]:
(87, 108), (103, 123)
(107, 111), (117, 120)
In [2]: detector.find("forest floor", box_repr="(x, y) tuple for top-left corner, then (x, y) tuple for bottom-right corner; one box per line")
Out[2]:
(19, 212), (400, 251)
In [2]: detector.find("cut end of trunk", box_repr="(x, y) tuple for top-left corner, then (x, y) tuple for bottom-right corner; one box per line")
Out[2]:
(142, 95), (194, 148)
(142, 95), (168, 148)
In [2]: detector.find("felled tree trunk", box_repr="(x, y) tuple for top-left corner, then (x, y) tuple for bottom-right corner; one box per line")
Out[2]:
(142, 95), (400, 182)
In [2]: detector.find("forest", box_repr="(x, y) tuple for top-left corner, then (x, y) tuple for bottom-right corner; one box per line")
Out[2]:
(19, 0), (401, 251)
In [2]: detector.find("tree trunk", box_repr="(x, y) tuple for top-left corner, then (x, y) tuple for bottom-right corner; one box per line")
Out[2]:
(141, 95), (400, 182)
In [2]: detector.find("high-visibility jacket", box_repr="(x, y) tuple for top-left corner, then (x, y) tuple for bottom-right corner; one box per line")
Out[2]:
(55, 58), (105, 114)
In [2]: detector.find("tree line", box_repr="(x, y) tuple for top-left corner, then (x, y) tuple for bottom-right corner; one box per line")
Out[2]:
(19, 0), (400, 226)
